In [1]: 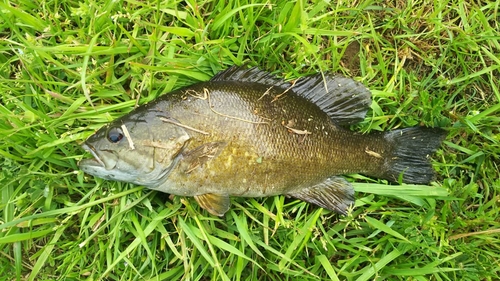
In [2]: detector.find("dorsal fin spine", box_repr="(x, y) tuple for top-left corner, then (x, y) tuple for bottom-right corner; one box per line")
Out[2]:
(210, 66), (372, 126)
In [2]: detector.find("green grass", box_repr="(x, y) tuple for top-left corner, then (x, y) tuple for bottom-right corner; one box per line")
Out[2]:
(1, 0), (499, 280)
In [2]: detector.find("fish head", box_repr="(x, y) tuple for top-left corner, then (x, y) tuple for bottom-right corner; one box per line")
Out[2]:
(79, 113), (190, 187)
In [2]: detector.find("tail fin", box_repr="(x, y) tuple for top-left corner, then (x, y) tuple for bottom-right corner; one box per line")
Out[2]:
(380, 127), (446, 184)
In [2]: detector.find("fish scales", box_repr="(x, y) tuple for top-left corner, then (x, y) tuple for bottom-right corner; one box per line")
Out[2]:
(79, 66), (446, 216)
(152, 83), (375, 194)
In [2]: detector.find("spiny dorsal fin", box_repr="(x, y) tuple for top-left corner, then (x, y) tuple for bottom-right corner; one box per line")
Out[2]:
(291, 73), (372, 126)
(212, 66), (371, 126)
(287, 176), (354, 215)
(210, 66), (290, 89)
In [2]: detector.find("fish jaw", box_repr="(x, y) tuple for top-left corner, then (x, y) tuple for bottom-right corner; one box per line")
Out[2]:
(79, 141), (184, 186)
(80, 143), (106, 168)
(79, 143), (123, 181)
(79, 143), (143, 183)
(79, 158), (117, 181)
(79, 141), (144, 183)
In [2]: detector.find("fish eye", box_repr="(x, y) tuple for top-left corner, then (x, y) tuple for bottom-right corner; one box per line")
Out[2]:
(107, 127), (124, 143)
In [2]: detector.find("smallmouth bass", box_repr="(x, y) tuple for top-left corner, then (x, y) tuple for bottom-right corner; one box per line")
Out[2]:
(79, 66), (446, 216)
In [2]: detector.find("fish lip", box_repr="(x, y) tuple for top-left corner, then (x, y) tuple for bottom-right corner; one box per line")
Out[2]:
(81, 143), (106, 167)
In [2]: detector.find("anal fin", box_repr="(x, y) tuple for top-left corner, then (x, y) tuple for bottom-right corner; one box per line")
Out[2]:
(287, 176), (354, 215)
(194, 193), (230, 216)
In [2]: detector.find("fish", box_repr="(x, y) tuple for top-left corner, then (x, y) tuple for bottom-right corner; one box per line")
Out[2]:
(79, 66), (446, 216)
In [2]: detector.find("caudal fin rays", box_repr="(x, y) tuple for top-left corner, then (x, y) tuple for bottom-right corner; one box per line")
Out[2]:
(379, 127), (447, 184)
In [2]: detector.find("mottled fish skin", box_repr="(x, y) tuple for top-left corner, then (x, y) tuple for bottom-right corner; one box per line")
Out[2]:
(79, 66), (446, 216)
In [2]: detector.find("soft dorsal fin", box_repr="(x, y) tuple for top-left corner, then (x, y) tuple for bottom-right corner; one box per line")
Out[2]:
(291, 73), (372, 126)
(211, 66), (371, 126)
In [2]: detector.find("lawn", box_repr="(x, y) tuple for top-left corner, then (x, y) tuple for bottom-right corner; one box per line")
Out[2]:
(1, 0), (499, 280)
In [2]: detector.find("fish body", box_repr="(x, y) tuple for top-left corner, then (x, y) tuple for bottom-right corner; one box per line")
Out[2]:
(79, 66), (446, 216)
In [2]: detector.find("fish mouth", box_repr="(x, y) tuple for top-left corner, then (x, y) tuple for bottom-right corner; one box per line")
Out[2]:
(80, 143), (106, 168)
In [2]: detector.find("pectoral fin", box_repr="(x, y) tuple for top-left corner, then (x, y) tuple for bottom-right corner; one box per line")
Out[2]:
(181, 142), (226, 173)
(194, 193), (231, 216)
(287, 176), (354, 215)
